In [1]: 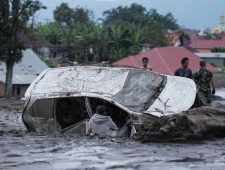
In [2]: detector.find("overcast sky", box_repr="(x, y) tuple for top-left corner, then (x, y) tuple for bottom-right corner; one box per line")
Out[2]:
(37, 0), (225, 29)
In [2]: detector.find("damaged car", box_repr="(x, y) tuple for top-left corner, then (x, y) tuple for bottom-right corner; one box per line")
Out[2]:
(22, 66), (196, 137)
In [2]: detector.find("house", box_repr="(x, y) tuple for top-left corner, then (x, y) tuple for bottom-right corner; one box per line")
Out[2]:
(189, 37), (225, 53)
(17, 31), (53, 58)
(195, 52), (225, 67)
(166, 30), (191, 47)
(0, 49), (49, 97)
(113, 47), (217, 75)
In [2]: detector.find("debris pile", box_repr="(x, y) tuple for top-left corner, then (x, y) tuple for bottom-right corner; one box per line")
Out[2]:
(138, 107), (225, 142)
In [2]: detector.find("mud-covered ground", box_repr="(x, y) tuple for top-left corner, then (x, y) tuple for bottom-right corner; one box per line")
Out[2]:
(1, 89), (225, 170)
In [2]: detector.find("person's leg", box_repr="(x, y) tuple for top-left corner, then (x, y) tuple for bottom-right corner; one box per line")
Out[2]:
(205, 89), (212, 104)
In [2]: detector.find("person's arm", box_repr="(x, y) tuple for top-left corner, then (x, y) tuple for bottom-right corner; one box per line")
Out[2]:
(174, 69), (179, 76)
(193, 72), (197, 81)
(189, 70), (193, 79)
(211, 78), (216, 95)
(208, 71), (215, 95)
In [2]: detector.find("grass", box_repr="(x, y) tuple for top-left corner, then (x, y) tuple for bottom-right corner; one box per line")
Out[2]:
(38, 55), (57, 68)
(43, 58), (57, 68)
(217, 67), (225, 72)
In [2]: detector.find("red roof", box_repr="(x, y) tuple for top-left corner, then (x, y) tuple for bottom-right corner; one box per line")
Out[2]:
(189, 37), (225, 49)
(222, 33), (225, 40)
(113, 47), (217, 75)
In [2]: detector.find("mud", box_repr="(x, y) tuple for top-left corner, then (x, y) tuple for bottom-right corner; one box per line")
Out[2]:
(1, 89), (225, 170)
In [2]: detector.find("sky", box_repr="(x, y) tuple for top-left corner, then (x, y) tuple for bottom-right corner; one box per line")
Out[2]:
(37, 0), (225, 29)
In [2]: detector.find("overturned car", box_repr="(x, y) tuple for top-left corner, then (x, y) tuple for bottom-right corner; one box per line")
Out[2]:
(22, 66), (196, 137)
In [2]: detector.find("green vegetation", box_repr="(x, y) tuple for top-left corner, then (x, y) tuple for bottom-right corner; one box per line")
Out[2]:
(38, 55), (57, 68)
(103, 4), (178, 30)
(54, 3), (93, 26)
(217, 66), (225, 71)
(211, 48), (225, 53)
(36, 3), (179, 63)
(0, 2), (179, 97)
(43, 59), (57, 68)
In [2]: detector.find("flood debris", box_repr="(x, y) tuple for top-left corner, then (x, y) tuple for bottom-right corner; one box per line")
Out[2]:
(137, 107), (225, 142)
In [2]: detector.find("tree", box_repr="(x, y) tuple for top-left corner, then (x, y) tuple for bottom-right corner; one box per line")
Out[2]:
(103, 3), (179, 30)
(103, 3), (147, 26)
(36, 22), (63, 44)
(143, 21), (168, 47)
(73, 7), (93, 25)
(39, 22), (143, 63)
(53, 3), (74, 25)
(103, 23), (143, 61)
(0, 0), (45, 97)
(147, 9), (179, 30)
(54, 3), (93, 26)
(36, 3), (176, 64)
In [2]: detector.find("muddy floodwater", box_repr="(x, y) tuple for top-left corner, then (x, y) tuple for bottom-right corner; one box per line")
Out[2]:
(1, 89), (225, 170)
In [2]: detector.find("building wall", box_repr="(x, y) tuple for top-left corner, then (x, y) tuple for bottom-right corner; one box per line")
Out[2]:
(38, 47), (50, 58)
(12, 85), (29, 98)
(20, 85), (29, 97)
(0, 83), (29, 98)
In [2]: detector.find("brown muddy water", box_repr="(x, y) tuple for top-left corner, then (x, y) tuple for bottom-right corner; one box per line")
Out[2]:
(1, 89), (225, 170)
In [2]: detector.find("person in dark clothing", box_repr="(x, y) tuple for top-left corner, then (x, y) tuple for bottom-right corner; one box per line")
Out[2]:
(87, 105), (118, 137)
(142, 57), (152, 71)
(175, 57), (192, 78)
(193, 60), (215, 104)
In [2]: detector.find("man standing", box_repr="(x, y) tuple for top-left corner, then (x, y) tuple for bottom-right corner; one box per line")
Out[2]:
(175, 57), (192, 78)
(142, 57), (152, 71)
(193, 60), (215, 104)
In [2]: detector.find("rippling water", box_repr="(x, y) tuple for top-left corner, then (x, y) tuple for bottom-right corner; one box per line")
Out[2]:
(1, 96), (225, 170)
